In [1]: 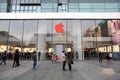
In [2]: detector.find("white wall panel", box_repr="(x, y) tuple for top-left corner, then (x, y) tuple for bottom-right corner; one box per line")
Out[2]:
(0, 13), (120, 19)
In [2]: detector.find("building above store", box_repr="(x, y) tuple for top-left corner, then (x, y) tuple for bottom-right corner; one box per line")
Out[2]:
(0, 0), (120, 13)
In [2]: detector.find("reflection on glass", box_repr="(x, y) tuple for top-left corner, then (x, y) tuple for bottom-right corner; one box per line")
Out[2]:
(8, 20), (23, 51)
(0, 20), (9, 51)
(0, 19), (119, 60)
(23, 20), (37, 49)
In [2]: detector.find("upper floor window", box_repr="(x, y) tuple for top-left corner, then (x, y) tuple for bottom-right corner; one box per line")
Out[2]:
(11, 3), (41, 13)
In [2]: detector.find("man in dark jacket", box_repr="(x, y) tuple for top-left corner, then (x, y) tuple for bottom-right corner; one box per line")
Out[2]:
(98, 52), (103, 63)
(12, 49), (20, 68)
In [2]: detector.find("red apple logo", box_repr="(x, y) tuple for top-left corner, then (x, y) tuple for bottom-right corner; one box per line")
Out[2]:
(55, 22), (64, 33)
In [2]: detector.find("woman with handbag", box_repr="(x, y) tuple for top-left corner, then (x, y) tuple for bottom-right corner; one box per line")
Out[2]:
(66, 52), (73, 71)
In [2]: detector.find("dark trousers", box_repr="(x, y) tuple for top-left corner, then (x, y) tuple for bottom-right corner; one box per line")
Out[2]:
(12, 59), (20, 67)
(68, 64), (72, 71)
(0, 59), (6, 65)
(33, 61), (37, 69)
(63, 61), (66, 70)
(99, 58), (102, 63)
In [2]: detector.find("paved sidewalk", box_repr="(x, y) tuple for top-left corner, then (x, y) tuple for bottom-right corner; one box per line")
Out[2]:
(0, 60), (120, 80)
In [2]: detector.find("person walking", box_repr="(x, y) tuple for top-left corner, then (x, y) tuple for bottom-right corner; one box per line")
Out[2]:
(0, 51), (7, 65)
(98, 52), (103, 63)
(33, 51), (37, 70)
(109, 52), (112, 61)
(62, 51), (66, 71)
(38, 51), (41, 61)
(51, 53), (56, 63)
(12, 49), (20, 68)
(106, 53), (111, 64)
(66, 52), (73, 71)
(75, 51), (79, 60)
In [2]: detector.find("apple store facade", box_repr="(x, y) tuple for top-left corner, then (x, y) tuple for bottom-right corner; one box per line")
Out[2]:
(0, 13), (120, 60)
(0, 0), (120, 60)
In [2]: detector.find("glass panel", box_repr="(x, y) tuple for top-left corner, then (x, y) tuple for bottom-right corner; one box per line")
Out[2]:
(69, 3), (79, 8)
(33, 10), (37, 13)
(41, 0), (57, 3)
(12, 10), (16, 13)
(12, 0), (17, 4)
(106, 9), (119, 12)
(42, 9), (53, 12)
(37, 6), (41, 12)
(53, 3), (57, 8)
(93, 9), (106, 12)
(16, 0), (21, 4)
(28, 10), (33, 13)
(25, 6), (29, 11)
(92, 3), (105, 8)
(16, 10), (20, 13)
(24, 11), (28, 13)
(58, 6), (62, 12)
(19, 10), (24, 13)
(62, 5), (66, 10)
(23, 20), (38, 52)
(69, 9), (79, 12)
(0, 5), (1, 9)
(80, 9), (92, 12)
(0, 9), (7, 12)
(20, 6), (24, 11)
(53, 8), (57, 12)
(42, 3), (53, 8)
(0, 20), (9, 51)
(79, 3), (92, 8)
(16, 5), (20, 10)
(0, 0), (7, 3)
(12, 5), (16, 10)
(29, 6), (33, 11)
(62, 4), (68, 12)
(118, 3), (120, 8)
(8, 20), (23, 52)
(1, 3), (7, 8)
(33, 6), (37, 11)
(106, 3), (119, 8)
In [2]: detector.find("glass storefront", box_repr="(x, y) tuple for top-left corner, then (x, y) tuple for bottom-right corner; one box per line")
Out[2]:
(0, 19), (120, 60)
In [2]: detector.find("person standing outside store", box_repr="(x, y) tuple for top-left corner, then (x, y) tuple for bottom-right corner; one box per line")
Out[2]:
(75, 51), (79, 60)
(52, 53), (56, 63)
(98, 52), (103, 63)
(12, 49), (20, 68)
(0, 51), (7, 65)
(62, 51), (66, 71)
(109, 52), (112, 61)
(38, 51), (41, 61)
(66, 52), (73, 71)
(33, 51), (37, 70)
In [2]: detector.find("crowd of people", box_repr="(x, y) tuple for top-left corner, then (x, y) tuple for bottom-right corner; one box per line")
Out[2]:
(0, 49), (76, 71)
(0, 51), (41, 61)
(0, 49), (115, 71)
(0, 49), (41, 70)
(98, 52), (113, 63)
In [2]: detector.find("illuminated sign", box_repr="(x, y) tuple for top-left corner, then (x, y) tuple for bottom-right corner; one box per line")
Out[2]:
(55, 22), (64, 33)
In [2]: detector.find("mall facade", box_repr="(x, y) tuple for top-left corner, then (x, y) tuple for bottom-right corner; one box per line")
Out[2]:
(0, 0), (120, 60)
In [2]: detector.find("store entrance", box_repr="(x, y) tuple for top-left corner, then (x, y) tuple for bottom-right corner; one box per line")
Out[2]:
(46, 42), (73, 60)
